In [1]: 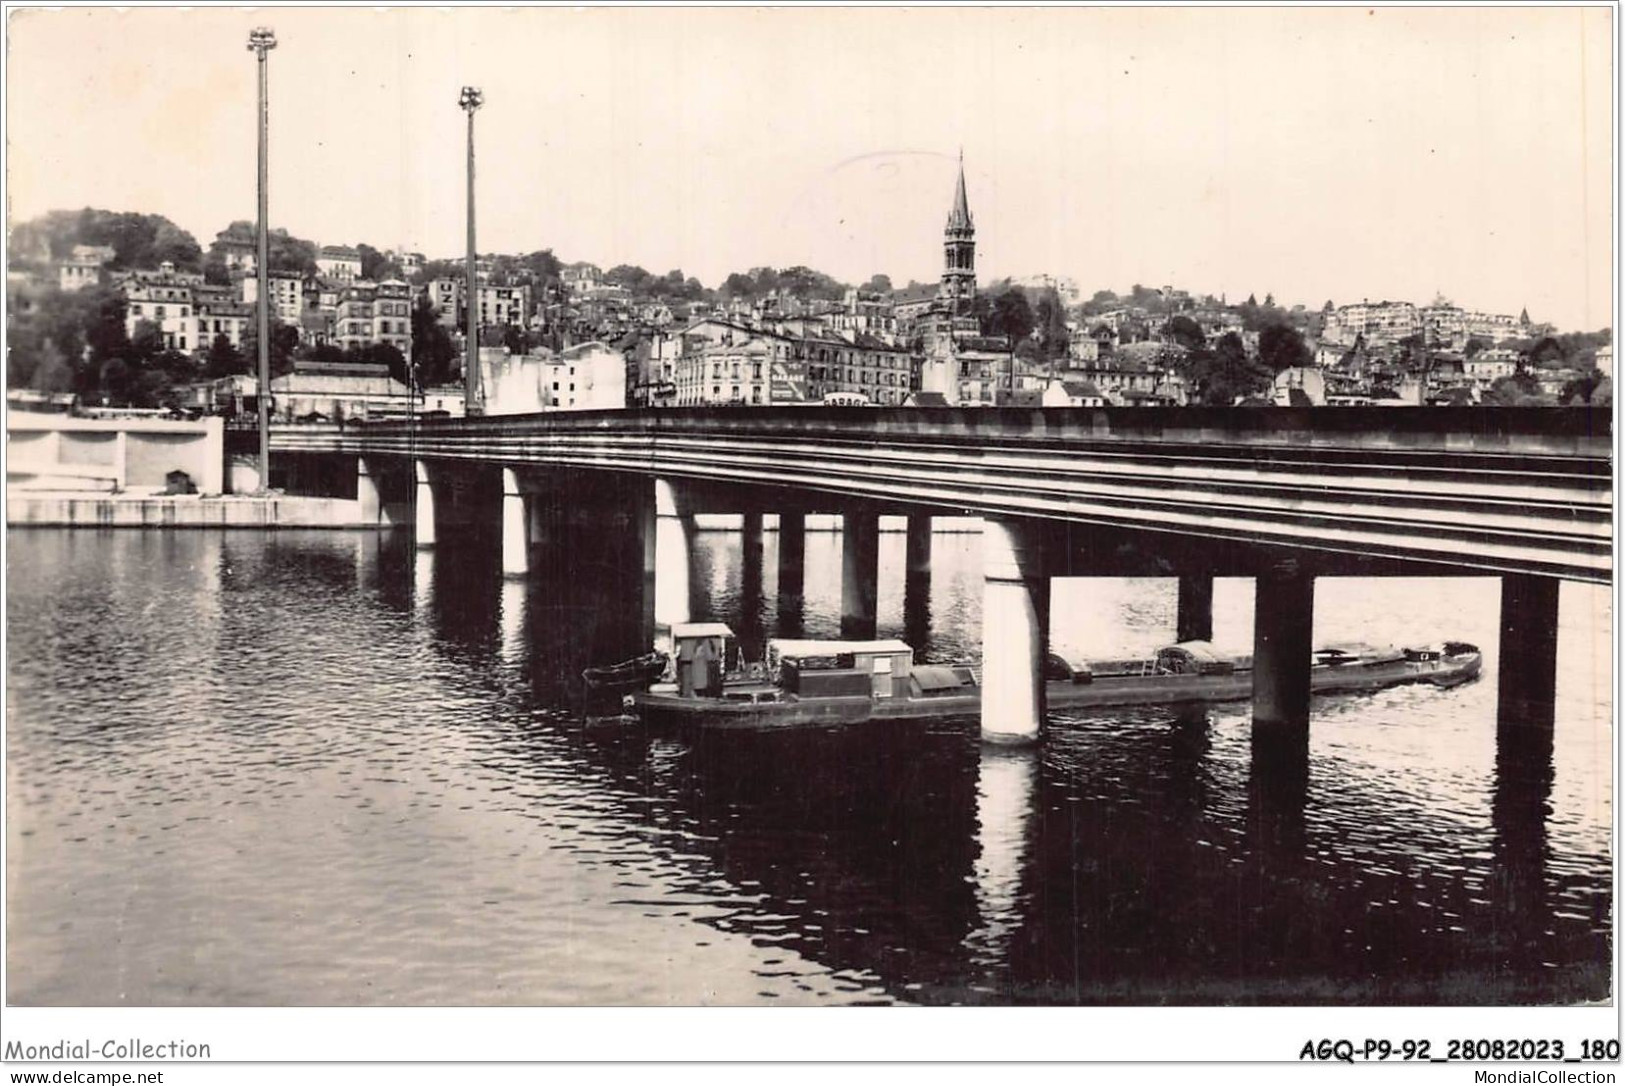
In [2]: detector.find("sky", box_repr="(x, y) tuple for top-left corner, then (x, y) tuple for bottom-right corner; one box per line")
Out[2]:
(5, 6), (1614, 330)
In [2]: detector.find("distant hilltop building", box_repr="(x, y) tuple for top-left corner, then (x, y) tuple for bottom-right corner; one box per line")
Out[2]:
(1009, 273), (1081, 307)
(1323, 299), (1534, 349)
(57, 244), (115, 293)
(316, 245), (363, 281)
(213, 225), (258, 274)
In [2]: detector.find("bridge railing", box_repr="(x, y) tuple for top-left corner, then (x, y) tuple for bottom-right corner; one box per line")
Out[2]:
(304, 405), (1612, 460)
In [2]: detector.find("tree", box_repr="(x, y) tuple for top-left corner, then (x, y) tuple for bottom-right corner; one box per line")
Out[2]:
(417, 259), (463, 284)
(1558, 369), (1605, 405)
(80, 284), (131, 366)
(128, 319), (165, 363)
(1527, 335), (1566, 367)
(653, 269), (687, 298)
(356, 342), (408, 387)
(1183, 332), (1272, 405)
(356, 244), (398, 281)
(6, 282), (132, 398)
(1482, 372), (1548, 406)
(241, 319), (300, 378)
(10, 208), (204, 271)
(410, 296), (457, 389)
(269, 230), (318, 277)
(721, 272), (756, 298)
(983, 287), (1035, 344)
(1257, 322), (1311, 373)
(520, 250), (563, 286)
(776, 266), (847, 300)
(501, 324), (538, 355)
(205, 333), (246, 378)
(28, 339), (75, 394)
(202, 253), (231, 285)
(1032, 289), (1071, 361)
(605, 265), (654, 294)
(1165, 314), (1206, 352)
(1464, 336), (1492, 358)
(862, 273), (893, 294)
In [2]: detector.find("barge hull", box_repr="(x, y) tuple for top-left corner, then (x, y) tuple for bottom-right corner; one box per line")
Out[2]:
(631, 655), (1481, 728)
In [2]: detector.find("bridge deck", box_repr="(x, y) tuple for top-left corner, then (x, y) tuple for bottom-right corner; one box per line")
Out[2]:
(268, 407), (1613, 584)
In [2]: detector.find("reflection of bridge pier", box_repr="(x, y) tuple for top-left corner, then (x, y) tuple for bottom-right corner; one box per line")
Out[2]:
(965, 744), (1038, 989)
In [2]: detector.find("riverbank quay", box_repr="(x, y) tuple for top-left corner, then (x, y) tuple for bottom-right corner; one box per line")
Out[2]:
(6, 491), (397, 529)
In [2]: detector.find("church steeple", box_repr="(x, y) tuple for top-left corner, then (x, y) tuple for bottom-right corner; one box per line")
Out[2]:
(946, 149), (973, 232)
(939, 150), (976, 308)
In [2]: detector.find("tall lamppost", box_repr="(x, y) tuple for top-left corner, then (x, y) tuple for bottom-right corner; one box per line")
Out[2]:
(459, 86), (484, 415)
(247, 26), (277, 489)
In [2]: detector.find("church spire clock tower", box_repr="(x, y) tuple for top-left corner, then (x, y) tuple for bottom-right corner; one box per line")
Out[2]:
(939, 150), (976, 309)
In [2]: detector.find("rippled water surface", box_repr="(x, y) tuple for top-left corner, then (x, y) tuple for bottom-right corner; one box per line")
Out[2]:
(6, 525), (1613, 1005)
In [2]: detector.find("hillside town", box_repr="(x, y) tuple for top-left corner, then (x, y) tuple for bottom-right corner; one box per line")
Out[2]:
(7, 158), (1612, 422)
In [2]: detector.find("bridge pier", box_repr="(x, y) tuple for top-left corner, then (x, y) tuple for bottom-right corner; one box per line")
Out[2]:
(414, 460), (437, 549)
(356, 456), (385, 525)
(1492, 578), (1559, 959)
(1177, 573), (1214, 644)
(841, 511), (880, 639)
(906, 515), (933, 577)
(738, 511), (766, 659)
(634, 478), (658, 656)
(654, 478), (694, 632)
(903, 515), (933, 653)
(776, 512), (806, 637)
(501, 468), (531, 578)
(981, 518), (1049, 745)
(1251, 567), (1315, 735)
(1497, 575), (1561, 733)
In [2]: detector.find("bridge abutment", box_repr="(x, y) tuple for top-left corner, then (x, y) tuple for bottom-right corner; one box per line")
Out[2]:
(841, 511), (880, 639)
(981, 518), (1049, 746)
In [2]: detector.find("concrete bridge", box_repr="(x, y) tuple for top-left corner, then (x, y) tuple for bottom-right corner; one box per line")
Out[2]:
(266, 406), (1611, 750)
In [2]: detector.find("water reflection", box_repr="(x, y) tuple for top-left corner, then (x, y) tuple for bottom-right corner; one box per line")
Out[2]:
(6, 526), (1613, 1006)
(964, 745), (1037, 993)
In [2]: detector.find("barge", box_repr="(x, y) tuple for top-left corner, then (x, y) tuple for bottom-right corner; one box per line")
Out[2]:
(627, 625), (1483, 729)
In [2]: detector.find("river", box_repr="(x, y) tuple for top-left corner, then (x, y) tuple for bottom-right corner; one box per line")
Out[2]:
(5, 524), (1612, 1005)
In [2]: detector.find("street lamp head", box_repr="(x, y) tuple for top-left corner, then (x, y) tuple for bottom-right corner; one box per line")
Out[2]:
(459, 86), (484, 112)
(247, 27), (277, 55)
